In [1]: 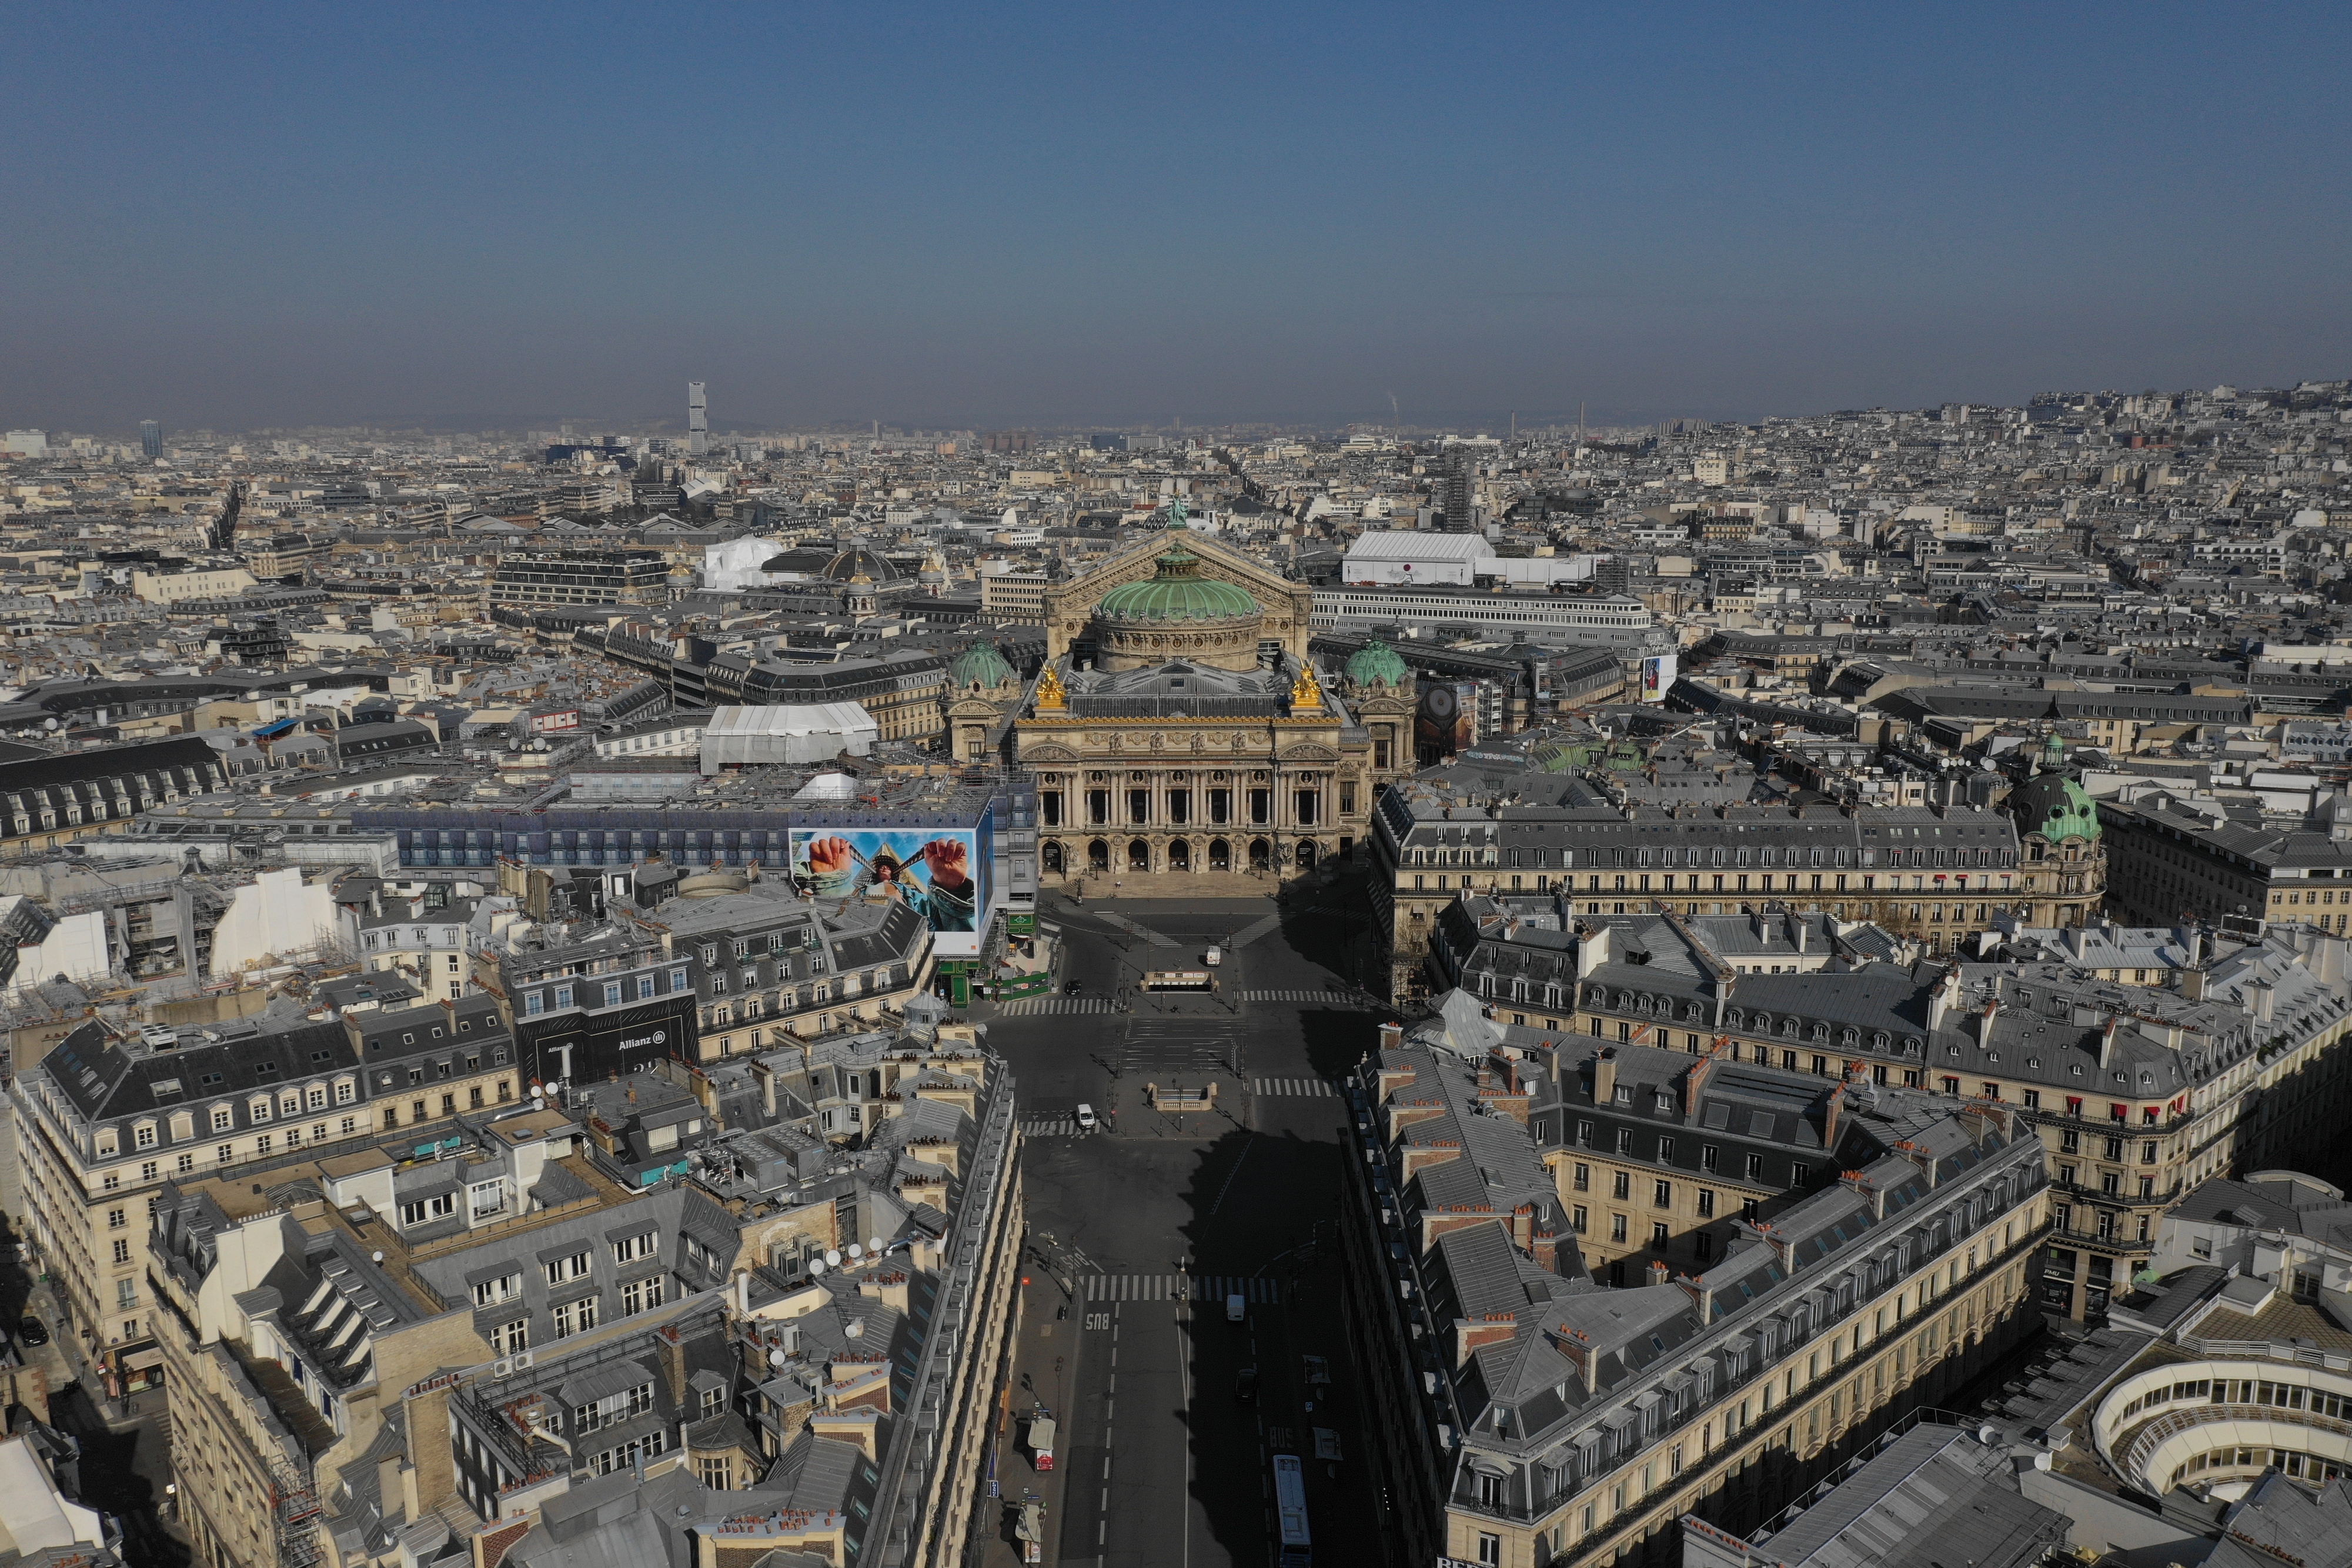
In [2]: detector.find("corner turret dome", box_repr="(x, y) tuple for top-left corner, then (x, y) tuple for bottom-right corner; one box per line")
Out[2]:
(1345, 641), (1412, 688)
(2010, 773), (2101, 844)
(949, 643), (1017, 689)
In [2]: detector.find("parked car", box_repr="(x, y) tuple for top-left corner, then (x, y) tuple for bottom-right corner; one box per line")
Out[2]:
(16, 1315), (49, 1348)
(1063, 979), (1084, 996)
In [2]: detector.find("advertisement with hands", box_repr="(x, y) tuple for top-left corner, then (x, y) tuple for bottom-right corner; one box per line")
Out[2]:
(790, 827), (986, 952)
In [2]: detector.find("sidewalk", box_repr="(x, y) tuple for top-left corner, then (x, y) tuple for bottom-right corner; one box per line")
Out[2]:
(17, 1279), (155, 1433)
(980, 1268), (1086, 1568)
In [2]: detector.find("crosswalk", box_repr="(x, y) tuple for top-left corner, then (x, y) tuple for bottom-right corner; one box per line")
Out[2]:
(993, 989), (1371, 1013)
(1084, 1273), (1285, 1303)
(1019, 1116), (1091, 1137)
(1238, 989), (1375, 1004)
(994, 996), (1117, 1016)
(1252, 1077), (1338, 1098)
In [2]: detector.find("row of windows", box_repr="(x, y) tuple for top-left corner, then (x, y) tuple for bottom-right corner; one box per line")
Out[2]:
(1571, 1158), (1756, 1208)
(523, 968), (687, 1015)
(481, 1274), (670, 1353)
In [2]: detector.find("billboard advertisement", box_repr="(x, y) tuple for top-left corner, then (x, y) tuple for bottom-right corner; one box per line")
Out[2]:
(1415, 681), (1481, 758)
(516, 993), (699, 1088)
(789, 827), (988, 956)
(1639, 653), (1678, 703)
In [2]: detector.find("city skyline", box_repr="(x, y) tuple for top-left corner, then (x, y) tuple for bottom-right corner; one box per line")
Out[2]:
(4, 2), (2349, 433)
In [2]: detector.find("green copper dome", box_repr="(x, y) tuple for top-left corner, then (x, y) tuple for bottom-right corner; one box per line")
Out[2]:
(2012, 773), (2101, 843)
(948, 643), (1016, 688)
(1345, 641), (1411, 687)
(1096, 539), (1259, 624)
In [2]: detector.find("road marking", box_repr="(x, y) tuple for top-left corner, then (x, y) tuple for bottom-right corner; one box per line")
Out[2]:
(1226, 910), (1285, 950)
(1083, 1274), (1282, 1303)
(995, 996), (1116, 1015)
(1251, 1076), (1338, 1097)
(1098, 911), (1178, 947)
(1238, 988), (1377, 1004)
(1019, 1116), (1091, 1136)
(1177, 1297), (1192, 1568)
(1207, 1135), (1257, 1217)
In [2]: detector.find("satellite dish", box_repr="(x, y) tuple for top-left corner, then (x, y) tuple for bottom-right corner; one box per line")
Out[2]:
(768, 1348), (787, 1368)
(869, 1235), (886, 1253)
(825, 1249), (842, 1266)
(372, 1251), (385, 1263)
(847, 1243), (863, 1261)
(845, 1320), (864, 1339)
(808, 1258), (827, 1275)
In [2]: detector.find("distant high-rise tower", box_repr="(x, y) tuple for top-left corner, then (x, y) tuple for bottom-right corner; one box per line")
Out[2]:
(140, 420), (161, 459)
(687, 382), (708, 456)
(1441, 447), (1475, 532)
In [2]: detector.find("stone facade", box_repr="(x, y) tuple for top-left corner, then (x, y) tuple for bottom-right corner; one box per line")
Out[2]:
(1016, 528), (1412, 887)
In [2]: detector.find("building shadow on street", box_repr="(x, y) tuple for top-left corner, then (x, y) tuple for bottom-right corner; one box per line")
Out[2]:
(1166, 1123), (1376, 1567)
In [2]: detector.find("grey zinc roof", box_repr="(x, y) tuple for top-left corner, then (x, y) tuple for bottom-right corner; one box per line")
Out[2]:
(2204, 1469), (2352, 1568)
(1749, 1425), (2068, 1568)
(38, 1017), (358, 1125)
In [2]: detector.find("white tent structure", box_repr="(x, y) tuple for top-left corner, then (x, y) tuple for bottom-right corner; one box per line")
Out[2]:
(700, 704), (879, 773)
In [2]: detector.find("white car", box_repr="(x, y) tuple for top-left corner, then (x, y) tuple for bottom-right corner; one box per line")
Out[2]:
(1074, 1104), (1097, 1131)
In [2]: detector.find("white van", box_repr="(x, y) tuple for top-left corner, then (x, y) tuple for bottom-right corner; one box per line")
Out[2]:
(1205, 945), (1222, 967)
(1226, 1292), (1246, 1324)
(1075, 1104), (1097, 1132)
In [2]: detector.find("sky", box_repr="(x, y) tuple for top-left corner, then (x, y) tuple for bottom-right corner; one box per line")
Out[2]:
(3, 2), (2348, 435)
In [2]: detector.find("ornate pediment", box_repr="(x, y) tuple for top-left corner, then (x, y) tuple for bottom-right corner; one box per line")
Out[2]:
(1019, 743), (1081, 761)
(1277, 743), (1341, 763)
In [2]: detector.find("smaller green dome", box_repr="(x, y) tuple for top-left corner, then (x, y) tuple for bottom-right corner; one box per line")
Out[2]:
(1346, 642), (1411, 687)
(949, 643), (1016, 688)
(1096, 541), (1260, 624)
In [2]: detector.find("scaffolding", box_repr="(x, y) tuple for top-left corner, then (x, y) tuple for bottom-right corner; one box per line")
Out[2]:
(271, 1455), (324, 1568)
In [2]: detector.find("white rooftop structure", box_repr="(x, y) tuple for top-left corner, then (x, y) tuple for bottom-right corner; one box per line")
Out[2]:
(0, 1434), (113, 1564)
(700, 703), (879, 773)
(1339, 529), (1598, 587)
(1341, 529), (1492, 585)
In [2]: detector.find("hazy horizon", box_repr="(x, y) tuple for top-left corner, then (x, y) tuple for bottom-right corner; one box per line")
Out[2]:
(5, 2), (2348, 436)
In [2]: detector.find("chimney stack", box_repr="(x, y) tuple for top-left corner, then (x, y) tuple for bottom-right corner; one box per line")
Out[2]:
(1593, 1047), (1619, 1106)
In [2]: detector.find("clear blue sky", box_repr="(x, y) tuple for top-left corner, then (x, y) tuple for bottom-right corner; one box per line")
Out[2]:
(4, 2), (2347, 433)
